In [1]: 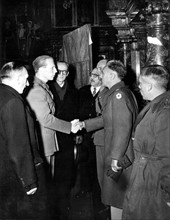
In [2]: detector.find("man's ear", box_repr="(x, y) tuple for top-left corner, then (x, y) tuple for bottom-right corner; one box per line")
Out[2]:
(111, 71), (116, 80)
(147, 82), (152, 92)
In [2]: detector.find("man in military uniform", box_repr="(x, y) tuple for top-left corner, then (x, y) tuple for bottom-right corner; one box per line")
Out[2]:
(79, 60), (138, 219)
(122, 65), (170, 220)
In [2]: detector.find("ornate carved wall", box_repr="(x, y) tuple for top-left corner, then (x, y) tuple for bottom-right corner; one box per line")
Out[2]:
(106, 0), (170, 73)
(145, 0), (170, 70)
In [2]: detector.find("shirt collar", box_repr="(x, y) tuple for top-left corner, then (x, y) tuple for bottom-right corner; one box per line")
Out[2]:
(34, 76), (49, 90)
(91, 86), (101, 94)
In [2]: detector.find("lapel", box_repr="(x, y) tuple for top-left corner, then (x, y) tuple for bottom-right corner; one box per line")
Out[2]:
(133, 102), (151, 131)
(94, 90), (99, 99)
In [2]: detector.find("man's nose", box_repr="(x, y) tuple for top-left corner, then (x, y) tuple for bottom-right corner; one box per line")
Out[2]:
(54, 67), (57, 73)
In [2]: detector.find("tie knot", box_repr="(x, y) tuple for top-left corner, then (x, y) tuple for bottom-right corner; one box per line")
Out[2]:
(93, 87), (96, 96)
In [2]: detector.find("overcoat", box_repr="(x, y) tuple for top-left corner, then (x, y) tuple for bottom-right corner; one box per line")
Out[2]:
(27, 77), (71, 157)
(49, 80), (78, 192)
(85, 81), (138, 208)
(0, 84), (45, 219)
(122, 91), (170, 220)
(93, 87), (108, 188)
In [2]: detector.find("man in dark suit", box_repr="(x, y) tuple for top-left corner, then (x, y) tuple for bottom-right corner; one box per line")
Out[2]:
(77, 67), (102, 198)
(0, 62), (47, 219)
(48, 61), (79, 219)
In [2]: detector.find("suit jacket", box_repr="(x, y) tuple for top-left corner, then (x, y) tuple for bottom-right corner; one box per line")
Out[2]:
(78, 85), (98, 121)
(0, 83), (42, 218)
(85, 81), (138, 207)
(78, 84), (99, 149)
(27, 77), (71, 157)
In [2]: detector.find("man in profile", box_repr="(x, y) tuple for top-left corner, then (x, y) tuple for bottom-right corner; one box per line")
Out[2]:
(27, 55), (80, 181)
(76, 67), (102, 198)
(79, 60), (138, 220)
(0, 62), (47, 219)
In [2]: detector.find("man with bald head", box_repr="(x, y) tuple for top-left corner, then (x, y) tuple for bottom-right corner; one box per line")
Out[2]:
(0, 62), (47, 219)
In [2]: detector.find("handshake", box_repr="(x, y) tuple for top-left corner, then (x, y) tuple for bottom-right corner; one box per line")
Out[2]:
(71, 119), (85, 133)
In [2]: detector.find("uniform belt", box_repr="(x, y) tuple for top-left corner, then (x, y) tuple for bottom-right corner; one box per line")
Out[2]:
(134, 150), (170, 161)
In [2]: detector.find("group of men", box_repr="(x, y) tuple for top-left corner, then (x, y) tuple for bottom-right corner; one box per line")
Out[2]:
(0, 55), (170, 220)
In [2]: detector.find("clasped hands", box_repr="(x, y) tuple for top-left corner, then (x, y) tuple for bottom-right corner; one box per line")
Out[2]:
(71, 119), (85, 133)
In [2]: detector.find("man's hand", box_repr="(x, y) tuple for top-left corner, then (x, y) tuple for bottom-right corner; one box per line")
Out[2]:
(26, 187), (37, 195)
(111, 159), (122, 172)
(107, 159), (123, 181)
(71, 119), (81, 133)
(78, 121), (85, 130)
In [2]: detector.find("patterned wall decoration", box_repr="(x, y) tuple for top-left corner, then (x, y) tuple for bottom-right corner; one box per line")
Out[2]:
(145, 0), (170, 70)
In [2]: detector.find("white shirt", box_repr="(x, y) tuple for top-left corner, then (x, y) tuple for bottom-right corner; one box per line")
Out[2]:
(90, 86), (101, 96)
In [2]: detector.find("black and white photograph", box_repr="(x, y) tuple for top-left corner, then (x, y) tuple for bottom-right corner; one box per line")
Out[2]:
(0, 0), (170, 220)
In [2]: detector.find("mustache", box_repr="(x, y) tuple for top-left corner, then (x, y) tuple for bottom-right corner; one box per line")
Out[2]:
(90, 79), (95, 83)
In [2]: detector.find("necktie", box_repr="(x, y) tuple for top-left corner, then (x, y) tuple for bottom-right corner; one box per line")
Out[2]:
(93, 87), (96, 96)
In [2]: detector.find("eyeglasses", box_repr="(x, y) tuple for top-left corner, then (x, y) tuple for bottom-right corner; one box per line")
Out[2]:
(58, 70), (68, 76)
(89, 73), (100, 78)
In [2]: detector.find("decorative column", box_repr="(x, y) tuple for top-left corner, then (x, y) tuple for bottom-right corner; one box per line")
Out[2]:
(106, 10), (131, 66)
(145, 0), (170, 69)
(130, 11), (147, 76)
(106, 0), (138, 67)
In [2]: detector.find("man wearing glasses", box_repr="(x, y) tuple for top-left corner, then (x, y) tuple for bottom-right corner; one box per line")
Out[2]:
(76, 67), (102, 198)
(48, 61), (79, 219)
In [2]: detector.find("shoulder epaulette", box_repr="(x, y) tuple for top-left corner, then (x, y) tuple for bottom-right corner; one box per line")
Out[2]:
(152, 97), (170, 113)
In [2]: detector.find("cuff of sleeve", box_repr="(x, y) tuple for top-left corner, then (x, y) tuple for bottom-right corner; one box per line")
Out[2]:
(24, 182), (37, 193)
(82, 121), (85, 128)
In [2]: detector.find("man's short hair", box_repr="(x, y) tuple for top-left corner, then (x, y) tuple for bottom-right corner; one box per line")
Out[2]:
(0, 62), (26, 80)
(32, 55), (53, 73)
(107, 60), (127, 80)
(141, 65), (169, 89)
(57, 61), (69, 69)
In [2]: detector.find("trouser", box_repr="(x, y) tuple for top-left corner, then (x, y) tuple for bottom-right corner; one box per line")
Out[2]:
(79, 136), (97, 191)
(45, 154), (55, 179)
(96, 145), (104, 190)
